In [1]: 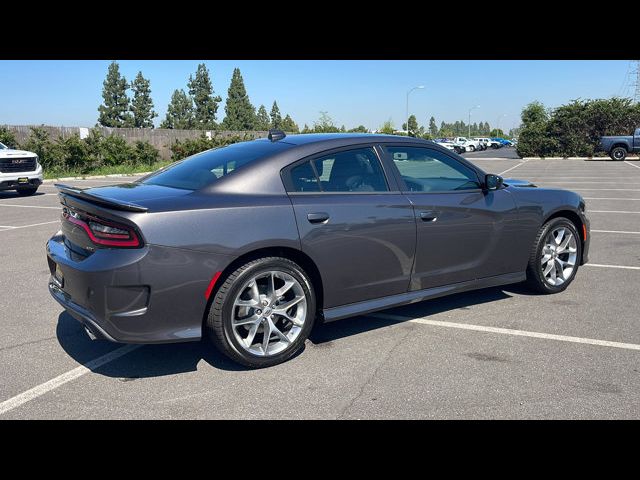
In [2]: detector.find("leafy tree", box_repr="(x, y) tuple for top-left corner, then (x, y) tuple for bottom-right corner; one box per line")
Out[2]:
(270, 101), (282, 129)
(407, 114), (419, 137)
(21, 127), (56, 169)
(489, 128), (505, 137)
(98, 61), (133, 127)
(428, 116), (438, 136)
(188, 63), (222, 129)
(0, 126), (17, 148)
(132, 140), (160, 165)
(339, 125), (346, 132)
(516, 101), (555, 157)
(222, 68), (256, 130)
(161, 89), (194, 129)
(100, 135), (134, 166)
(255, 105), (270, 130)
(348, 125), (369, 133)
(313, 111), (340, 133)
(281, 114), (299, 133)
(301, 123), (311, 133)
(379, 119), (395, 135)
(130, 72), (157, 128)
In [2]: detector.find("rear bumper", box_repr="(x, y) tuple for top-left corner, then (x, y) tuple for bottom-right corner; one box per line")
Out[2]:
(0, 164), (43, 190)
(46, 231), (234, 344)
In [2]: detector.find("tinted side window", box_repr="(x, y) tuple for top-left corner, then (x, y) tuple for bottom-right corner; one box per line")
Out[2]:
(313, 148), (388, 192)
(290, 161), (321, 192)
(385, 146), (480, 192)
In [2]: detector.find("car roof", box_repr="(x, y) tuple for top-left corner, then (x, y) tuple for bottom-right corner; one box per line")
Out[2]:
(257, 133), (431, 147)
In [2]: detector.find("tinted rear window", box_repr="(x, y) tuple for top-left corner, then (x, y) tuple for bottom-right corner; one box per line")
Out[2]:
(140, 140), (289, 190)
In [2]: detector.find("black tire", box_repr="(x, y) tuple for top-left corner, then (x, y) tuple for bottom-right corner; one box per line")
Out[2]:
(470, 145), (476, 152)
(525, 217), (582, 294)
(16, 187), (38, 196)
(610, 147), (627, 161)
(205, 256), (316, 368)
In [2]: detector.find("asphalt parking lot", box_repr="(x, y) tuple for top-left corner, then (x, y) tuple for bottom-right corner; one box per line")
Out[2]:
(1, 154), (639, 419)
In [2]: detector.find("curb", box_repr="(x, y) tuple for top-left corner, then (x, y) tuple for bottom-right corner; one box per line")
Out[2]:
(43, 171), (152, 183)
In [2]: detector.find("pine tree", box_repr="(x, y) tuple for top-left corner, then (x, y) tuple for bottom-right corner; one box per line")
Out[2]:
(255, 105), (270, 130)
(222, 68), (256, 130)
(407, 115), (419, 137)
(130, 72), (157, 128)
(429, 116), (438, 136)
(270, 101), (282, 129)
(160, 89), (194, 129)
(281, 114), (299, 133)
(188, 63), (222, 129)
(97, 61), (133, 127)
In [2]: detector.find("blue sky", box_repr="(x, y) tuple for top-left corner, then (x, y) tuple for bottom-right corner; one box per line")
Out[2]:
(0, 60), (635, 132)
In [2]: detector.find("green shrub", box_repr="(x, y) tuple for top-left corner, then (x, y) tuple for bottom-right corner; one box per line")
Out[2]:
(0, 126), (18, 148)
(20, 127), (61, 169)
(100, 135), (134, 166)
(132, 140), (160, 166)
(169, 133), (252, 161)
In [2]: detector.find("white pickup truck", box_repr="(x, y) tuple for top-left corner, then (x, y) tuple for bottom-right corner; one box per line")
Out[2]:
(0, 142), (43, 196)
(453, 137), (484, 152)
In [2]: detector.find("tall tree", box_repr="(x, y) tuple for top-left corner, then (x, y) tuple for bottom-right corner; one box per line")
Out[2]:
(130, 71), (157, 128)
(270, 101), (282, 129)
(222, 68), (256, 130)
(188, 63), (222, 129)
(428, 116), (438, 136)
(313, 111), (339, 133)
(348, 125), (369, 133)
(97, 61), (133, 127)
(160, 89), (194, 129)
(379, 119), (395, 134)
(281, 114), (299, 133)
(407, 115), (419, 137)
(255, 105), (270, 130)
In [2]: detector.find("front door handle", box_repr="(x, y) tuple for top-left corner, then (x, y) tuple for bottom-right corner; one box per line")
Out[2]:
(419, 211), (438, 222)
(307, 212), (330, 224)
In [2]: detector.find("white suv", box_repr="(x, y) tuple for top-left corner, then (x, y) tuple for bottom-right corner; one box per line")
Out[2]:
(0, 142), (43, 196)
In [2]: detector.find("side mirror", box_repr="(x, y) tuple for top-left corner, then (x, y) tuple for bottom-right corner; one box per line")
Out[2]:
(484, 174), (503, 191)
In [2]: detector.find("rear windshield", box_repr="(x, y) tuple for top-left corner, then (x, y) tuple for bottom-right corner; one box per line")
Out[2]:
(140, 140), (290, 190)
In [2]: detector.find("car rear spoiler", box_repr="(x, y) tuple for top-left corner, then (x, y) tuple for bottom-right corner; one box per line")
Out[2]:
(54, 184), (148, 213)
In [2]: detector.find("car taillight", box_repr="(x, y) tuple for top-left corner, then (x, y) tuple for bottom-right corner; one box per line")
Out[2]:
(63, 210), (141, 248)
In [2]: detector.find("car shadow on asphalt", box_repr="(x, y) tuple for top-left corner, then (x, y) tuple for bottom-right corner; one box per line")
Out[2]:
(0, 191), (49, 199)
(55, 284), (535, 377)
(56, 312), (252, 377)
(309, 285), (526, 344)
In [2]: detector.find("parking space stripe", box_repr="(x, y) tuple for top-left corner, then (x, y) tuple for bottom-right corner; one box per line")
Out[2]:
(591, 229), (640, 234)
(499, 160), (528, 176)
(0, 221), (59, 231)
(568, 189), (640, 191)
(586, 264), (640, 271)
(588, 210), (640, 214)
(0, 345), (141, 416)
(0, 204), (59, 209)
(625, 161), (640, 170)
(583, 197), (640, 201)
(367, 313), (640, 352)
(536, 182), (640, 185)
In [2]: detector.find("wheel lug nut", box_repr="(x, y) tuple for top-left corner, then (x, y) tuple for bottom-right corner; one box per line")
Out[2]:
(256, 309), (262, 315)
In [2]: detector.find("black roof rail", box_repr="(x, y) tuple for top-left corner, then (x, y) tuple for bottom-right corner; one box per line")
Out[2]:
(268, 129), (286, 142)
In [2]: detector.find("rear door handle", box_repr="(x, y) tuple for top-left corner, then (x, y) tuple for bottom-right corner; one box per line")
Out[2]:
(307, 212), (330, 224)
(419, 211), (438, 222)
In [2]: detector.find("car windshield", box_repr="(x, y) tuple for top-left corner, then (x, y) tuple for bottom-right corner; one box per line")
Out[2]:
(140, 140), (290, 190)
(0, 142), (7, 150)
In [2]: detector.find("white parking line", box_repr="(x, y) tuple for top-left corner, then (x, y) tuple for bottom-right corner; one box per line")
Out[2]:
(625, 161), (640, 170)
(586, 264), (640, 271)
(0, 344), (141, 416)
(570, 189), (640, 191)
(588, 210), (640, 214)
(536, 182), (640, 185)
(0, 220), (59, 232)
(0, 204), (59, 209)
(591, 229), (640, 234)
(368, 313), (640, 352)
(499, 160), (528, 176)
(583, 197), (640, 201)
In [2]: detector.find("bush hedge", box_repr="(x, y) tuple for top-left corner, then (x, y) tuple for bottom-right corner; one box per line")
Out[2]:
(517, 98), (640, 158)
(168, 132), (255, 161)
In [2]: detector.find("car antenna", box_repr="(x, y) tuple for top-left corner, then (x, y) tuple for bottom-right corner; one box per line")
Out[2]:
(268, 129), (286, 142)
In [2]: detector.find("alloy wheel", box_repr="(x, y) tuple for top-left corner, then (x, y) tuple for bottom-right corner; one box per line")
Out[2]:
(540, 227), (578, 286)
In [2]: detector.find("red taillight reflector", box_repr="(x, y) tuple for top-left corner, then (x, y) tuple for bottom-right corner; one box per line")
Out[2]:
(63, 212), (140, 247)
(205, 271), (222, 300)
(583, 224), (587, 241)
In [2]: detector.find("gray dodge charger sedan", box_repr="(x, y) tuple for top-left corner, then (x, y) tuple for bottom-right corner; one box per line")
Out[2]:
(46, 132), (590, 367)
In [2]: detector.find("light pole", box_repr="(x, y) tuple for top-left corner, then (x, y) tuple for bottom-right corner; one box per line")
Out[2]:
(468, 105), (480, 138)
(406, 85), (425, 136)
(496, 113), (508, 136)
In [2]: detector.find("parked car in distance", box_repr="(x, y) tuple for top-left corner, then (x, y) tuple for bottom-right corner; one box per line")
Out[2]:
(473, 137), (502, 149)
(491, 137), (513, 147)
(433, 138), (466, 154)
(47, 132), (590, 368)
(599, 128), (640, 160)
(0, 142), (43, 196)
(453, 136), (483, 152)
